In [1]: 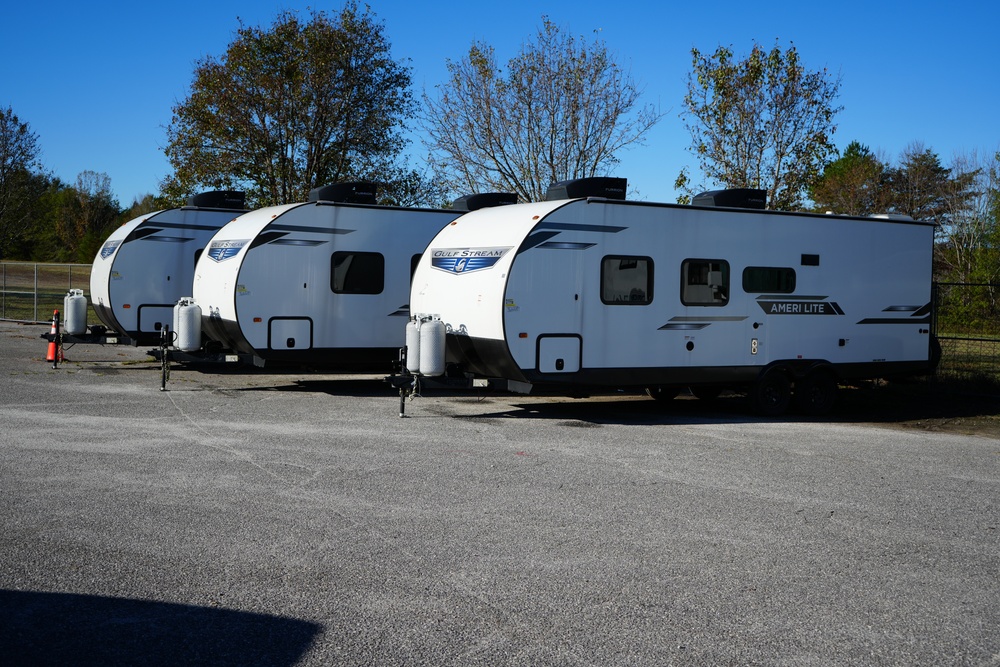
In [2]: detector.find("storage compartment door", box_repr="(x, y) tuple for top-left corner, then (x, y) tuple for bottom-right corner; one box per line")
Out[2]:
(269, 318), (313, 350)
(537, 335), (581, 373)
(136, 305), (175, 336)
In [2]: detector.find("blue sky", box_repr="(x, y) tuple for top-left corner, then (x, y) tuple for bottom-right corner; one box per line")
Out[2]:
(2, 0), (997, 206)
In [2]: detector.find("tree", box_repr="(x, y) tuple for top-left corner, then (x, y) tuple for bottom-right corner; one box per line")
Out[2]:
(374, 162), (450, 208)
(48, 171), (121, 263)
(0, 106), (47, 258)
(422, 18), (663, 203)
(928, 149), (1000, 335)
(886, 143), (977, 223)
(163, 3), (414, 208)
(809, 141), (891, 215)
(120, 193), (162, 223)
(677, 41), (841, 210)
(930, 149), (998, 284)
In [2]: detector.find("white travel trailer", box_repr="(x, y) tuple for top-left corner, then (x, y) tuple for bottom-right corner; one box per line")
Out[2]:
(192, 184), (513, 369)
(407, 178), (937, 415)
(89, 191), (246, 344)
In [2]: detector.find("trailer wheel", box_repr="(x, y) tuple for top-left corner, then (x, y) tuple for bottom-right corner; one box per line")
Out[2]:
(750, 371), (791, 416)
(793, 371), (838, 416)
(645, 386), (679, 402)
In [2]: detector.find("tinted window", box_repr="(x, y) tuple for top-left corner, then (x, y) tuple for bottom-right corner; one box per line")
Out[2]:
(331, 252), (384, 294)
(742, 266), (796, 293)
(681, 259), (729, 306)
(601, 256), (653, 305)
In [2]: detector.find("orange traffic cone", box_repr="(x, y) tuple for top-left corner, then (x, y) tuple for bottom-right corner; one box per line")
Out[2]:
(46, 309), (60, 366)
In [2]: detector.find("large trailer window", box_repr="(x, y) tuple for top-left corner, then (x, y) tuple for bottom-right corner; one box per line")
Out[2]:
(742, 266), (796, 293)
(410, 254), (422, 283)
(681, 259), (729, 306)
(601, 256), (653, 305)
(331, 252), (384, 294)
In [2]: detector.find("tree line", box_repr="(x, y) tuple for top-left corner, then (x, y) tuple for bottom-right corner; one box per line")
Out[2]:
(0, 115), (160, 264)
(1, 2), (997, 290)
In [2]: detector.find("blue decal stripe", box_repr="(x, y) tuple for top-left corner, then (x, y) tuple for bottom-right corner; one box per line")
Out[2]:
(857, 317), (931, 325)
(143, 221), (229, 231)
(269, 224), (354, 235)
(536, 242), (596, 250)
(658, 323), (710, 330)
(535, 222), (626, 233)
(269, 239), (327, 246)
(431, 256), (502, 273)
(208, 247), (243, 262)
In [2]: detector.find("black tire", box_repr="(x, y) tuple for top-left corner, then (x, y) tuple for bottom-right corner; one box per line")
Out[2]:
(793, 371), (838, 416)
(751, 372), (791, 416)
(645, 386), (680, 402)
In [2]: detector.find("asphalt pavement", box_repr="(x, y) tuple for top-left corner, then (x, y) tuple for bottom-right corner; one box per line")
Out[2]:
(1, 320), (998, 666)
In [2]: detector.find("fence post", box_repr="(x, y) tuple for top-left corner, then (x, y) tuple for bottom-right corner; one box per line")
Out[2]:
(33, 264), (39, 323)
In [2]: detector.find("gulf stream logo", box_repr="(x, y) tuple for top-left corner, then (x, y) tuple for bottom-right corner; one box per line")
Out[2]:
(207, 239), (249, 262)
(431, 247), (511, 274)
(99, 240), (121, 259)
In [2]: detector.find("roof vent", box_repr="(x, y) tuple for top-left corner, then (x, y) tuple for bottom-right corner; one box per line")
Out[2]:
(692, 189), (766, 209)
(186, 191), (246, 210)
(309, 182), (378, 204)
(452, 192), (519, 211)
(545, 177), (627, 201)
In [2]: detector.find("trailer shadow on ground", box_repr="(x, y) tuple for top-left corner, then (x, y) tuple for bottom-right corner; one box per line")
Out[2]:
(474, 383), (1000, 437)
(240, 375), (1000, 437)
(66, 344), (993, 436)
(0, 589), (320, 667)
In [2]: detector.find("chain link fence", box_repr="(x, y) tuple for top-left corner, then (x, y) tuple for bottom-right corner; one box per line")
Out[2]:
(1, 262), (95, 325)
(932, 282), (1000, 386)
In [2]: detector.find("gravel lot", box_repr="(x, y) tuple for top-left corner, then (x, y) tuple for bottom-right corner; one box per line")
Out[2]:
(1, 321), (998, 666)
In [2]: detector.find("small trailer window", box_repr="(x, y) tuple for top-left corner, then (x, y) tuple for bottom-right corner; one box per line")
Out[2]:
(742, 267), (796, 293)
(681, 259), (729, 306)
(331, 252), (385, 294)
(601, 256), (653, 305)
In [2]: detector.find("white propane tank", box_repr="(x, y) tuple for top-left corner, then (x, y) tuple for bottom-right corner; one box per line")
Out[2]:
(405, 319), (421, 374)
(418, 318), (446, 377)
(63, 289), (88, 335)
(173, 298), (202, 352)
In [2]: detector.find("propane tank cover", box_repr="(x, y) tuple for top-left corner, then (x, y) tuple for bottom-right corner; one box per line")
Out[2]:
(173, 298), (202, 352)
(63, 289), (88, 335)
(418, 318), (446, 377)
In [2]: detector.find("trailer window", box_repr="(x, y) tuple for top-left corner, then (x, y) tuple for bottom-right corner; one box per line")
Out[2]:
(331, 252), (384, 294)
(742, 266), (796, 293)
(601, 256), (653, 305)
(410, 254), (422, 283)
(681, 259), (729, 306)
